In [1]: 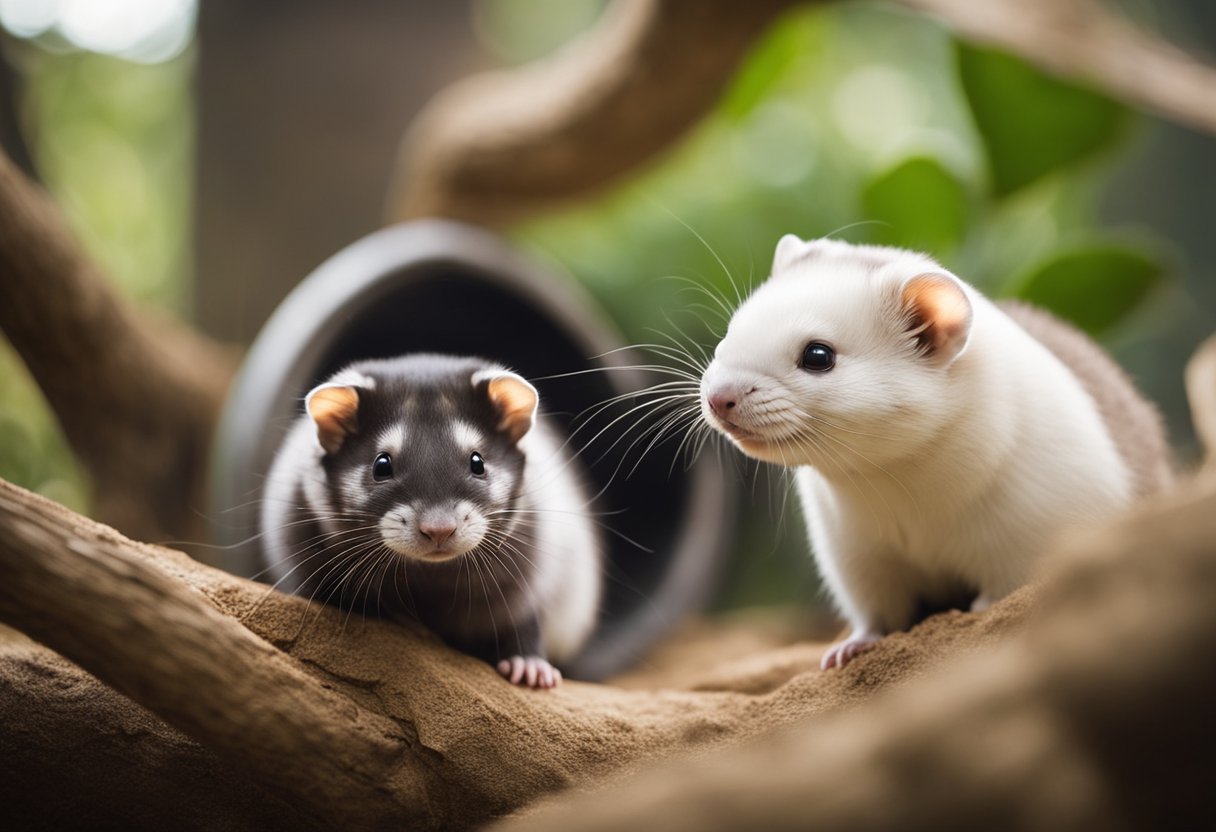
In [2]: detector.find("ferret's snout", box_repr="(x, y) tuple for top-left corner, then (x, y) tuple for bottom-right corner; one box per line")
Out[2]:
(707, 391), (738, 419)
(419, 516), (458, 547)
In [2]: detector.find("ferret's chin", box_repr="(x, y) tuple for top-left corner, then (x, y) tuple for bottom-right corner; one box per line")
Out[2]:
(381, 535), (475, 564)
(733, 436), (783, 462)
(708, 421), (817, 466)
(703, 413), (781, 463)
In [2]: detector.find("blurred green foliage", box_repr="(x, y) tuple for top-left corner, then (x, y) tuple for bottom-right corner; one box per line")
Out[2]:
(957, 42), (1132, 197)
(861, 156), (969, 254)
(0, 42), (194, 512)
(474, 0), (605, 63)
(1013, 245), (1167, 336)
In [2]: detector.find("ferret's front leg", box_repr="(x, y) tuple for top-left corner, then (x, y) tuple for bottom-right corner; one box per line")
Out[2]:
(494, 615), (562, 689)
(817, 546), (920, 671)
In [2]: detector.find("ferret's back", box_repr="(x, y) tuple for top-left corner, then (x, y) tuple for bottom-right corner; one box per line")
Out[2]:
(999, 300), (1173, 497)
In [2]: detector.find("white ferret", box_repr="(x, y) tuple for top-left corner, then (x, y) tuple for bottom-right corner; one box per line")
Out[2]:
(700, 236), (1171, 669)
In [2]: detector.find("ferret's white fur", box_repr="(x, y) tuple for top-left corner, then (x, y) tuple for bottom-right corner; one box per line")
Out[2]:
(701, 236), (1131, 649)
(513, 420), (602, 661)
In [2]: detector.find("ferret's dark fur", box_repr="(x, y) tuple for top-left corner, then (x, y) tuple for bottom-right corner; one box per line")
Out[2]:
(260, 354), (601, 688)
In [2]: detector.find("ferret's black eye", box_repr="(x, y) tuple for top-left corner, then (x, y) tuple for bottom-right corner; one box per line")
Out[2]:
(469, 452), (486, 477)
(800, 342), (836, 372)
(372, 453), (394, 481)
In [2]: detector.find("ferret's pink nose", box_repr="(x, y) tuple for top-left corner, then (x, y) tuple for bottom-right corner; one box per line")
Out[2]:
(419, 522), (457, 547)
(707, 391), (738, 419)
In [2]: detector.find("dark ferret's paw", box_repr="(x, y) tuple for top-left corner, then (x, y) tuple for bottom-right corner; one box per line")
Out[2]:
(497, 655), (562, 689)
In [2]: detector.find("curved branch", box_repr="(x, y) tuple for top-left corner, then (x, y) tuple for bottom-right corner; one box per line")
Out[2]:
(905, 0), (1216, 137)
(389, 0), (1216, 229)
(0, 149), (235, 542)
(387, 0), (801, 226)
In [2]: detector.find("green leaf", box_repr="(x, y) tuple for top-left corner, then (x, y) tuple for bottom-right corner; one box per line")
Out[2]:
(1010, 245), (1166, 335)
(956, 42), (1132, 196)
(861, 156), (968, 255)
(720, 14), (811, 122)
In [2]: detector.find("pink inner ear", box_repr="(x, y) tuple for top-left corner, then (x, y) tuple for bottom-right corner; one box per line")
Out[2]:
(307, 386), (359, 454)
(901, 273), (972, 360)
(486, 375), (537, 443)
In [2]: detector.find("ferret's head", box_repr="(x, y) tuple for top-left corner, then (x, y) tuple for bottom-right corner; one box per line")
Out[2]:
(304, 355), (537, 563)
(700, 236), (975, 470)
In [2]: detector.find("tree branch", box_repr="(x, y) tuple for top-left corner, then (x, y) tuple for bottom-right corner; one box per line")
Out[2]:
(386, 0), (801, 226)
(0, 149), (235, 543)
(904, 0), (1216, 138)
(0, 640), (319, 831)
(389, 0), (1216, 229)
(0, 479), (433, 830)
(0, 474), (1032, 828)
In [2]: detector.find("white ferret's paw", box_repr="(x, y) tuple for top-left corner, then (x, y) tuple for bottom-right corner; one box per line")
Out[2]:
(497, 655), (563, 689)
(970, 594), (995, 613)
(821, 632), (883, 670)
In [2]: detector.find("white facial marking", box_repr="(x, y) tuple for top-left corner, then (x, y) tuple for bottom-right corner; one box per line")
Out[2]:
(488, 470), (511, 505)
(379, 503), (421, 556)
(450, 420), (485, 452)
(376, 423), (407, 458)
(454, 499), (488, 550)
(340, 467), (366, 506)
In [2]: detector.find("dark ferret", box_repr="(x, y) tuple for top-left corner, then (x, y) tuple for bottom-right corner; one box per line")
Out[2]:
(260, 354), (602, 688)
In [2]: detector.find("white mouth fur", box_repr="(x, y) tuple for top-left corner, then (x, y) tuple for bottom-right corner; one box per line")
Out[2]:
(378, 500), (489, 562)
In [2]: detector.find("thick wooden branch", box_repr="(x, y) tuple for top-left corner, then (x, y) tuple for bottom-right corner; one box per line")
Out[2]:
(0, 149), (234, 542)
(0, 475), (1029, 829)
(390, 0), (1216, 228)
(0, 640), (317, 831)
(0, 479), (431, 830)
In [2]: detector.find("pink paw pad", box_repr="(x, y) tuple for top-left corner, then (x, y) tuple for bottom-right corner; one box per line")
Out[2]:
(821, 634), (882, 670)
(497, 655), (563, 689)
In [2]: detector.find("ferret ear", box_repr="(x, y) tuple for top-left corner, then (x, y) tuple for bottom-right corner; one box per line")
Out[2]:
(773, 233), (811, 273)
(900, 273), (973, 365)
(305, 383), (362, 455)
(474, 370), (538, 444)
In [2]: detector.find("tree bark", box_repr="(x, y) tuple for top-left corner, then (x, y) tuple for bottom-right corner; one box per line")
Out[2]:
(495, 484), (1216, 832)
(0, 480), (431, 830)
(0, 475), (1032, 829)
(0, 639), (316, 832)
(0, 151), (235, 543)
